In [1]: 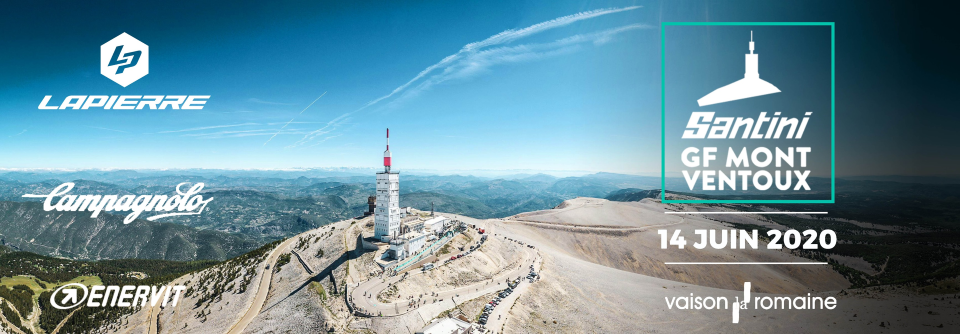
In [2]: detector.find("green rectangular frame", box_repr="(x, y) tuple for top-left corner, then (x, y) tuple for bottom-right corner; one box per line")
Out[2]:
(660, 22), (836, 204)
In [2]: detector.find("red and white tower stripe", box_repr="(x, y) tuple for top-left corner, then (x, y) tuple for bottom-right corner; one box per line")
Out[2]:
(384, 128), (392, 172)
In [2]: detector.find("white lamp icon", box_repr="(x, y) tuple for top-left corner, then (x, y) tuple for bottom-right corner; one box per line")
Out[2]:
(698, 31), (780, 106)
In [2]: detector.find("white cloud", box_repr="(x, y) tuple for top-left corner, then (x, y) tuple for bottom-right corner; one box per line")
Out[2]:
(289, 112), (351, 148)
(248, 98), (297, 105)
(263, 92), (326, 145)
(85, 126), (130, 134)
(184, 128), (312, 139)
(158, 123), (260, 134)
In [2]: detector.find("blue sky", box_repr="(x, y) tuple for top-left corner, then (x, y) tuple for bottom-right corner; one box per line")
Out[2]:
(1, 1), (956, 176)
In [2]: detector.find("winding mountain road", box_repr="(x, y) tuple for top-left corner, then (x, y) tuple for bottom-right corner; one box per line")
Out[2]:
(225, 237), (298, 334)
(141, 237), (298, 334)
(350, 240), (538, 317)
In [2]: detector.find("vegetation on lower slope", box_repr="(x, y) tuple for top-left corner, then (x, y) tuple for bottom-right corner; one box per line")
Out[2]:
(1, 300), (29, 333)
(0, 284), (33, 319)
(0, 249), (217, 334)
(275, 253), (292, 272)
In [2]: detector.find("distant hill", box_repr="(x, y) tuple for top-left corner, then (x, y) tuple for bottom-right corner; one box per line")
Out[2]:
(0, 201), (260, 261)
(547, 173), (659, 198)
(840, 175), (960, 184)
(548, 178), (620, 198)
(163, 189), (354, 240)
(316, 183), (376, 215)
(400, 192), (497, 218)
(0, 179), (133, 202)
(605, 188), (660, 202)
(2, 179), (363, 241)
(519, 173), (559, 182)
(2, 171), (671, 240)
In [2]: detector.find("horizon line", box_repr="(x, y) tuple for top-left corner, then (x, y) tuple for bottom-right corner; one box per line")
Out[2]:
(0, 168), (953, 179)
(665, 212), (829, 215)
(664, 262), (829, 265)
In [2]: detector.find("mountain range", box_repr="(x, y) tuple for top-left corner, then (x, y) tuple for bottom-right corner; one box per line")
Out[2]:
(0, 201), (260, 261)
(0, 170), (911, 264)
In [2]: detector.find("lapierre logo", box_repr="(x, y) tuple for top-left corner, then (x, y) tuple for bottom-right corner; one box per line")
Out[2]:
(38, 95), (209, 110)
(38, 32), (209, 109)
(50, 283), (186, 310)
(101, 33), (148, 87)
(22, 182), (214, 224)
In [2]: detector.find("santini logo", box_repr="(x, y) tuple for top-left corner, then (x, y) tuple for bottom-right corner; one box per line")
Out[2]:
(22, 182), (214, 224)
(50, 283), (186, 310)
(101, 33), (148, 87)
(698, 31), (781, 106)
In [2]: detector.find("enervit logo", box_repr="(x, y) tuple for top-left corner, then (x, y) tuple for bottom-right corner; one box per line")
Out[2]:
(50, 284), (186, 310)
(101, 33), (149, 87)
(51, 283), (87, 309)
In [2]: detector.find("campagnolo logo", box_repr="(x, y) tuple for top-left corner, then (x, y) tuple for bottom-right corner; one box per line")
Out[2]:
(22, 182), (214, 224)
(50, 283), (186, 310)
(38, 32), (209, 109)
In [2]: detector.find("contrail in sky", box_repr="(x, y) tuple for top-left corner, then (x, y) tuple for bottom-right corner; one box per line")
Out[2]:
(9, 129), (28, 137)
(292, 6), (642, 147)
(356, 6), (641, 111)
(263, 91), (326, 146)
(159, 123), (258, 134)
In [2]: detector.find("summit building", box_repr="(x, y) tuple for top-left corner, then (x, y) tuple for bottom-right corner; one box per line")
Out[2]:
(374, 129), (400, 241)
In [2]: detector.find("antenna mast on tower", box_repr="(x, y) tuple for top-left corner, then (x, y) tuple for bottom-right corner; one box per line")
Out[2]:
(384, 128), (392, 173)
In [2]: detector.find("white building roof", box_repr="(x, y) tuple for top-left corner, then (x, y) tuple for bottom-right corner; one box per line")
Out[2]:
(392, 230), (427, 243)
(421, 317), (473, 334)
(423, 216), (448, 226)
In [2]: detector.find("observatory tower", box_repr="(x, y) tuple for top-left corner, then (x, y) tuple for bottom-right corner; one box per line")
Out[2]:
(374, 128), (400, 241)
